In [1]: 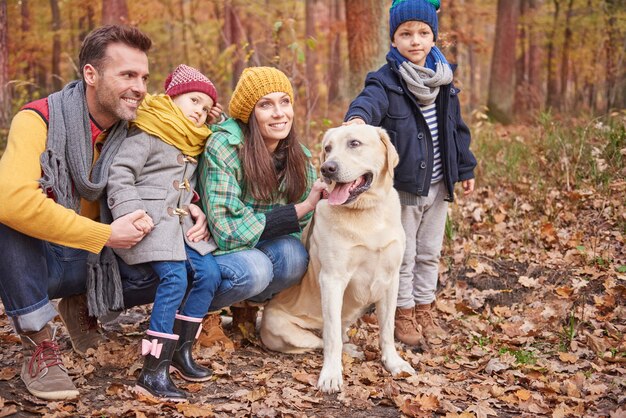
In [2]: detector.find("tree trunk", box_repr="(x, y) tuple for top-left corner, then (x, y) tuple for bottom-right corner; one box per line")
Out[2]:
(224, 0), (244, 89)
(20, 0), (37, 99)
(102, 0), (129, 25)
(327, 0), (342, 105)
(603, 0), (625, 112)
(0, 0), (10, 128)
(546, 0), (561, 110)
(447, 0), (459, 64)
(559, 0), (574, 112)
(50, 0), (62, 92)
(514, 0), (528, 116)
(464, 0), (479, 110)
(179, 0), (190, 65)
(78, 3), (95, 40)
(487, 0), (520, 124)
(344, 0), (387, 99)
(305, 0), (319, 141)
(527, 0), (544, 112)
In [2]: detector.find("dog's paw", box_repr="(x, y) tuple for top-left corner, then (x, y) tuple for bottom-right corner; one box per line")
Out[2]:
(385, 357), (416, 377)
(317, 367), (343, 393)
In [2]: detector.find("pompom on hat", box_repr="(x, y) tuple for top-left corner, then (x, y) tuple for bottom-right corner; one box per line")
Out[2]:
(389, 0), (440, 41)
(164, 64), (218, 103)
(228, 67), (294, 123)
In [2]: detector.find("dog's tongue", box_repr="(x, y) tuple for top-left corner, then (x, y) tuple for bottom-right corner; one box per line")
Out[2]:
(328, 182), (352, 205)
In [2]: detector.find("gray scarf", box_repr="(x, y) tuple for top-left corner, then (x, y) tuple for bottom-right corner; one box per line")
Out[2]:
(42, 80), (127, 317)
(398, 61), (453, 105)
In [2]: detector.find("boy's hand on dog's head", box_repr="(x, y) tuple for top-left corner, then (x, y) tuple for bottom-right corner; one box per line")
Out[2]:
(342, 117), (365, 126)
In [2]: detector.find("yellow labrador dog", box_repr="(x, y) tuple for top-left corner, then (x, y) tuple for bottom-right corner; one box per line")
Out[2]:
(260, 124), (415, 393)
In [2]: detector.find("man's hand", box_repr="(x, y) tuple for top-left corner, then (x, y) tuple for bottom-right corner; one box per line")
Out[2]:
(106, 210), (153, 249)
(186, 203), (210, 242)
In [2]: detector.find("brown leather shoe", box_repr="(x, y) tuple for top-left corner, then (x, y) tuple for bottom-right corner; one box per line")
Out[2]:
(58, 294), (106, 356)
(231, 305), (259, 340)
(20, 325), (79, 400)
(394, 307), (423, 346)
(415, 302), (447, 345)
(198, 312), (233, 349)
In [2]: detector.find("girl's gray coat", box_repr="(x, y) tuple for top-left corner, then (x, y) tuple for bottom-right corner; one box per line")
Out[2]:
(107, 129), (217, 265)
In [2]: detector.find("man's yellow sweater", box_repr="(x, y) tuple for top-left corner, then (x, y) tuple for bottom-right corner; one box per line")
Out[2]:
(0, 109), (111, 254)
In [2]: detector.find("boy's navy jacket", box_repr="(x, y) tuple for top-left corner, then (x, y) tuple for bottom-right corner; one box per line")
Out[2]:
(345, 57), (477, 202)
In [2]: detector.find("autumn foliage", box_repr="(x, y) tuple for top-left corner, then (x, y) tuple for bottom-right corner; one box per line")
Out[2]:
(0, 1), (624, 416)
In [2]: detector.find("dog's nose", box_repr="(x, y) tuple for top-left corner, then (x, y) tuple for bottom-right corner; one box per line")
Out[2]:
(321, 161), (338, 177)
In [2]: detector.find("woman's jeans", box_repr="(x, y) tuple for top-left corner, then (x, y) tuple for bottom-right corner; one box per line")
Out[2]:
(149, 244), (221, 334)
(208, 235), (309, 311)
(0, 223), (160, 333)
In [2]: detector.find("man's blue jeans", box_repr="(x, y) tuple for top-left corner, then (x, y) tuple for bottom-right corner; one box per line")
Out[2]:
(0, 223), (159, 333)
(208, 235), (309, 311)
(149, 245), (221, 334)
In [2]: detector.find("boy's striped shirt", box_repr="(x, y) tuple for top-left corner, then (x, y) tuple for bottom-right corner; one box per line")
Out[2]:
(419, 102), (443, 183)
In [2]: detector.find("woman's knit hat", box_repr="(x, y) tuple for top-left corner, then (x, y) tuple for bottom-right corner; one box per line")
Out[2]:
(229, 67), (294, 123)
(389, 0), (440, 41)
(164, 64), (218, 103)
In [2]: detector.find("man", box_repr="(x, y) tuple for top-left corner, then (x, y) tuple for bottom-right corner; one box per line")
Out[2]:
(0, 25), (205, 401)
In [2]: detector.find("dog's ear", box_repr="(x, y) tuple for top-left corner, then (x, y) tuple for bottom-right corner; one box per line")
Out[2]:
(377, 127), (399, 171)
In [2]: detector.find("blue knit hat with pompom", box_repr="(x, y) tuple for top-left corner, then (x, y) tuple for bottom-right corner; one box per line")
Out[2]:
(389, 0), (440, 41)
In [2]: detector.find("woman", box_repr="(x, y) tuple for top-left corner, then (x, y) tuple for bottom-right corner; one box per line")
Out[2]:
(198, 67), (325, 332)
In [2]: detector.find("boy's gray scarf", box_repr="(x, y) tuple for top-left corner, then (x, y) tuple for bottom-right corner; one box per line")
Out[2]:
(398, 61), (453, 105)
(41, 80), (127, 317)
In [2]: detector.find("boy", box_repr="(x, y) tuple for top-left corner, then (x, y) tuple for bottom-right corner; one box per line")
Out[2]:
(107, 64), (222, 401)
(344, 0), (477, 348)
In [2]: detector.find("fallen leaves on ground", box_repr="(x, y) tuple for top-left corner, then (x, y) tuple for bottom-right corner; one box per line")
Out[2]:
(0, 145), (624, 416)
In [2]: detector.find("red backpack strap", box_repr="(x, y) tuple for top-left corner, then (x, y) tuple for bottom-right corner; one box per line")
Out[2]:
(21, 98), (50, 126)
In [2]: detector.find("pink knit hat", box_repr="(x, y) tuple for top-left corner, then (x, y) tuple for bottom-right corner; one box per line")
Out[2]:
(164, 64), (218, 103)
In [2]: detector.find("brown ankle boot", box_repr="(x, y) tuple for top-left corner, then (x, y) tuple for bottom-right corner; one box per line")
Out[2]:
(394, 307), (423, 346)
(231, 304), (259, 340)
(415, 302), (447, 345)
(20, 325), (79, 400)
(197, 313), (233, 349)
(58, 293), (106, 356)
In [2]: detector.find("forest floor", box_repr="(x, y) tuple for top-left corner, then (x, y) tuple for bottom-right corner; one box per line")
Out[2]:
(0, 121), (624, 417)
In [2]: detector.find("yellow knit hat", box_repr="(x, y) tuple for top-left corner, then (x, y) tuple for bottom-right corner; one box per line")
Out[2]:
(229, 67), (294, 123)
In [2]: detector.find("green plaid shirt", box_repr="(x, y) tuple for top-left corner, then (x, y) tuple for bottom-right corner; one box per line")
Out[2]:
(198, 118), (316, 254)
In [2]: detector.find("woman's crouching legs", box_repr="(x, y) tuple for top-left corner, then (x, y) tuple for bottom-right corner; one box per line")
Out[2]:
(208, 248), (273, 311)
(249, 235), (308, 304)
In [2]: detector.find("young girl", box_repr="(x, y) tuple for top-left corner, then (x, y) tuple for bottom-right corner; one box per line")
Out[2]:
(107, 64), (222, 401)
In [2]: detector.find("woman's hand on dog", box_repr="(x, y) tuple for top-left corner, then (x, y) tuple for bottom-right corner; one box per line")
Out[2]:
(295, 179), (328, 218)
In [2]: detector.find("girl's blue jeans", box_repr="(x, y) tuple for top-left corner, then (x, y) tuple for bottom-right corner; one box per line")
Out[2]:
(149, 244), (221, 334)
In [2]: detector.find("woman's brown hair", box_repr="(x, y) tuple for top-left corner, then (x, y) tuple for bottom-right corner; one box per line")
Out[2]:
(238, 113), (308, 203)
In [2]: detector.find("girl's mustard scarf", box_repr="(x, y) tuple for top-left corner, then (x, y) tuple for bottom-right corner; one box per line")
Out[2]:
(132, 93), (210, 156)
